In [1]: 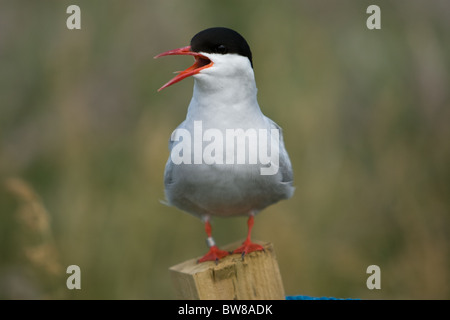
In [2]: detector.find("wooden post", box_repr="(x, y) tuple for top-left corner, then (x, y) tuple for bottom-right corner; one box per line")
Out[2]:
(169, 241), (285, 300)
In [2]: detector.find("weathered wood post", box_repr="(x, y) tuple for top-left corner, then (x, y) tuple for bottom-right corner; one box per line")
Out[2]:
(169, 241), (285, 300)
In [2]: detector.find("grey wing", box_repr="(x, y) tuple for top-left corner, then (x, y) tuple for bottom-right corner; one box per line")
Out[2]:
(165, 120), (187, 187)
(167, 121), (183, 153)
(266, 117), (294, 185)
(163, 157), (174, 189)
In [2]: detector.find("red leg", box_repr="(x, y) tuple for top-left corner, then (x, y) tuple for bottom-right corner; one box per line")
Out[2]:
(232, 215), (265, 258)
(197, 220), (229, 263)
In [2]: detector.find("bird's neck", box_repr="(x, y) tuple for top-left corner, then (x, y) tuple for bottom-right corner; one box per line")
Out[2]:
(188, 72), (260, 120)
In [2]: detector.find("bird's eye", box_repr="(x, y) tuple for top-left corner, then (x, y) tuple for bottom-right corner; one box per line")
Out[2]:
(216, 44), (227, 54)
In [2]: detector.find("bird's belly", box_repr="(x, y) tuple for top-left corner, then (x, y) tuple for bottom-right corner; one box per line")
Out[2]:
(166, 162), (283, 218)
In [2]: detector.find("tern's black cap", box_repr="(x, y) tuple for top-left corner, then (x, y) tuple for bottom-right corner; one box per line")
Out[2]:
(190, 27), (253, 67)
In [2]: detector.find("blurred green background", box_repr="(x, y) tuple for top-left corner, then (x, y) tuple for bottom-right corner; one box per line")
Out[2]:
(1, 0), (449, 299)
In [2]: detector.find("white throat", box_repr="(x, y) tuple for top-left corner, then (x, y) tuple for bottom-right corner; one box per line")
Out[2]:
(186, 53), (262, 126)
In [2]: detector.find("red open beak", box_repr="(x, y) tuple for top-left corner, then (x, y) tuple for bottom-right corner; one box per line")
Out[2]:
(154, 45), (213, 91)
